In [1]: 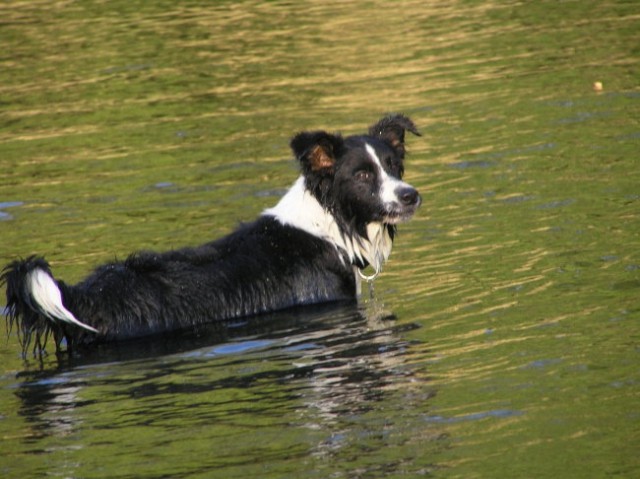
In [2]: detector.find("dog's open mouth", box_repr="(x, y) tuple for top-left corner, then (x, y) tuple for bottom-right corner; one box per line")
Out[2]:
(383, 202), (421, 224)
(383, 187), (421, 224)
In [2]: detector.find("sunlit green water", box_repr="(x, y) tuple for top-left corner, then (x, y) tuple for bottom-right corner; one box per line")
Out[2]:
(1, 1), (639, 478)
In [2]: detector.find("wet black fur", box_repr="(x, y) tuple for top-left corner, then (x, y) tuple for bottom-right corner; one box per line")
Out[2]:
(2, 115), (420, 355)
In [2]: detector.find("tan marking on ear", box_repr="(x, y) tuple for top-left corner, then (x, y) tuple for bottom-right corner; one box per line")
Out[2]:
(389, 137), (406, 156)
(310, 144), (334, 171)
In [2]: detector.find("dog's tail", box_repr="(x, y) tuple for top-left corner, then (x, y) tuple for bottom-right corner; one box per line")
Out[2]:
(1, 256), (97, 355)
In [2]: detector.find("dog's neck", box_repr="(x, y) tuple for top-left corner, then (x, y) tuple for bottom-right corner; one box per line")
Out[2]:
(262, 176), (393, 273)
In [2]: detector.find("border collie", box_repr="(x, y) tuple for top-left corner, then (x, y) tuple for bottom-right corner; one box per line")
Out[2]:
(2, 114), (421, 355)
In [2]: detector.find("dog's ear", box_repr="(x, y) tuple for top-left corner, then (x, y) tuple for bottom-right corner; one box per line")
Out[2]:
(290, 131), (343, 174)
(368, 114), (421, 157)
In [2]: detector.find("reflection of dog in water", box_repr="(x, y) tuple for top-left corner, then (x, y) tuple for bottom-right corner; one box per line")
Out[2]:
(3, 115), (421, 355)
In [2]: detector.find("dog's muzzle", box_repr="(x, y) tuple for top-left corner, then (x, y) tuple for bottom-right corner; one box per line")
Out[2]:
(398, 186), (421, 208)
(385, 185), (421, 223)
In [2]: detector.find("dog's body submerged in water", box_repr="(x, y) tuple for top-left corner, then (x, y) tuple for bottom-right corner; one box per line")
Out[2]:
(2, 115), (421, 355)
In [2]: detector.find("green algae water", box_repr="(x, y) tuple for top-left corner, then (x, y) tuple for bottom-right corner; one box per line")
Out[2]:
(1, 1), (639, 477)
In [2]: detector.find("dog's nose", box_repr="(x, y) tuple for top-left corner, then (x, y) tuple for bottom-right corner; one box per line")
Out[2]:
(398, 186), (421, 206)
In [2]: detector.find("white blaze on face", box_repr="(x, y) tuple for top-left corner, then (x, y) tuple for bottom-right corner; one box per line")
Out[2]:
(364, 143), (409, 208)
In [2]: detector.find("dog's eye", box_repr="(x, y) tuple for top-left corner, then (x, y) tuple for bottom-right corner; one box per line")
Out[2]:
(355, 170), (373, 182)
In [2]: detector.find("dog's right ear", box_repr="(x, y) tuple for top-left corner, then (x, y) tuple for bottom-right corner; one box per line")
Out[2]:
(290, 131), (344, 175)
(368, 114), (421, 159)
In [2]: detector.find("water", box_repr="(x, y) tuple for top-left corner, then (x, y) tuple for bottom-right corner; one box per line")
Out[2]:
(1, 1), (639, 477)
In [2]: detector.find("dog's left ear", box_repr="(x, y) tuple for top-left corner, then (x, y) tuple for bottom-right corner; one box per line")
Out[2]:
(290, 131), (344, 175)
(368, 114), (421, 158)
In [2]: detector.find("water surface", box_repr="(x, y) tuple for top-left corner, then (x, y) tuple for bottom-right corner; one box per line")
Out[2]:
(1, 1), (639, 478)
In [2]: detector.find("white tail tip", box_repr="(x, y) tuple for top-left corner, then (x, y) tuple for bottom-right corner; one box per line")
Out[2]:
(27, 269), (99, 334)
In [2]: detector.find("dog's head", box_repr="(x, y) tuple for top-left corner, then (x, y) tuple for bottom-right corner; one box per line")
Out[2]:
(290, 114), (422, 231)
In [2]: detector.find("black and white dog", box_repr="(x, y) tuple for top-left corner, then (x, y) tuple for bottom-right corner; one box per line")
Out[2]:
(2, 114), (421, 355)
